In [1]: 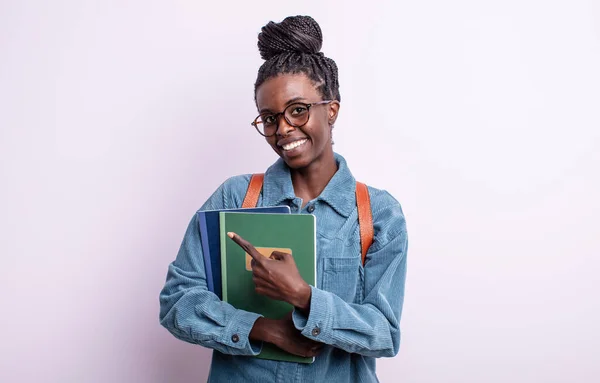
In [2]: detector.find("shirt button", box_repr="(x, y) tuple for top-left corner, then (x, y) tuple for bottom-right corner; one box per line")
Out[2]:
(311, 327), (320, 336)
(307, 205), (315, 213)
(231, 334), (240, 343)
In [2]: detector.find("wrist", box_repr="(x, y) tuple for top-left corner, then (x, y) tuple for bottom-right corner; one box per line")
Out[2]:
(250, 317), (288, 347)
(249, 317), (273, 343)
(293, 283), (312, 314)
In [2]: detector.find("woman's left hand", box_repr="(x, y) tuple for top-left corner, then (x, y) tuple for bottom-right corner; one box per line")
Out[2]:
(227, 232), (311, 312)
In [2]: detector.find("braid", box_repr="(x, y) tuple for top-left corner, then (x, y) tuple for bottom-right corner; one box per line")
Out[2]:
(254, 16), (340, 102)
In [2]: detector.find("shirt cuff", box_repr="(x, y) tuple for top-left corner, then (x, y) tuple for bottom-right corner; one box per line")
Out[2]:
(292, 286), (334, 341)
(221, 310), (263, 355)
(292, 308), (308, 331)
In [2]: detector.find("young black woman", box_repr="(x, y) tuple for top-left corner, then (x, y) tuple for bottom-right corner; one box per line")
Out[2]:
(160, 15), (408, 383)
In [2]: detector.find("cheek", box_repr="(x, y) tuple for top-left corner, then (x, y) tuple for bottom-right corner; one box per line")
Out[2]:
(305, 115), (330, 139)
(310, 123), (331, 142)
(266, 136), (278, 148)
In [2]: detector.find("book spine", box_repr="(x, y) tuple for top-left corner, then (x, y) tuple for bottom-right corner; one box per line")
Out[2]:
(197, 212), (214, 293)
(219, 212), (228, 302)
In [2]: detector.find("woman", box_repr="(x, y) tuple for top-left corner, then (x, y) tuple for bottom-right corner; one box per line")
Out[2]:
(159, 15), (408, 383)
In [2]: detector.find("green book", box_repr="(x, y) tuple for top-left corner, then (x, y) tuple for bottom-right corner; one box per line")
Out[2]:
(219, 212), (317, 364)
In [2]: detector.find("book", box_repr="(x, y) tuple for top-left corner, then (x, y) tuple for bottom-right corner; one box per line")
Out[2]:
(196, 206), (290, 299)
(219, 212), (317, 364)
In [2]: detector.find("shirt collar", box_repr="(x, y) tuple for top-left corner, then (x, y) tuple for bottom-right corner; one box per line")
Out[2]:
(262, 152), (356, 218)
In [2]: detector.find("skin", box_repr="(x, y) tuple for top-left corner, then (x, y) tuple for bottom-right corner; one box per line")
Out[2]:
(230, 73), (341, 357)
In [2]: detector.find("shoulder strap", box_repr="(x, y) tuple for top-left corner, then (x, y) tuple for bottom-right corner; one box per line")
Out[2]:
(242, 173), (264, 208)
(355, 182), (374, 266)
(242, 174), (373, 266)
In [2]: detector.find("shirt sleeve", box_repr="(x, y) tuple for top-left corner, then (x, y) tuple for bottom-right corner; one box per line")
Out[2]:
(292, 203), (408, 358)
(159, 179), (263, 356)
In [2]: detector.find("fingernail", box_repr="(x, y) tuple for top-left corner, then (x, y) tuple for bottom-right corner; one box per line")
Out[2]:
(227, 232), (234, 239)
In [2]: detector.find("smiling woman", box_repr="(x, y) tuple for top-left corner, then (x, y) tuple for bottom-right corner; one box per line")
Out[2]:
(159, 15), (408, 383)
(255, 74), (338, 173)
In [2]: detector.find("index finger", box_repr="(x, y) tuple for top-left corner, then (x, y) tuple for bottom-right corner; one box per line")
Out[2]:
(227, 232), (265, 263)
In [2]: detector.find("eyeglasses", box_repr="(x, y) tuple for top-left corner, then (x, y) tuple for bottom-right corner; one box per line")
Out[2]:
(251, 100), (332, 137)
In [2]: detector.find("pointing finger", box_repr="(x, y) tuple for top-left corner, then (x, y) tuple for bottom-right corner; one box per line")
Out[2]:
(227, 232), (265, 264)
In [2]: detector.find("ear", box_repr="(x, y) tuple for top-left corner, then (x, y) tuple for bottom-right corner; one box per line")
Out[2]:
(327, 101), (340, 126)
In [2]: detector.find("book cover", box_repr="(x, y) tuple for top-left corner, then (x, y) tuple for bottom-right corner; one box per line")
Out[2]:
(219, 212), (317, 364)
(196, 206), (290, 299)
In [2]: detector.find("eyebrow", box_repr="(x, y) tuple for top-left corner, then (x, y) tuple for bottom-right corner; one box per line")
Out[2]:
(259, 97), (307, 114)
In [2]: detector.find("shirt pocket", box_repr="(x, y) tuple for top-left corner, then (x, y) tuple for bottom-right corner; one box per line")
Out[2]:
(322, 257), (362, 303)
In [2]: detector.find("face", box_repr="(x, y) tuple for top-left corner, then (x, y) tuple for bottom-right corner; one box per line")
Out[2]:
(255, 73), (340, 170)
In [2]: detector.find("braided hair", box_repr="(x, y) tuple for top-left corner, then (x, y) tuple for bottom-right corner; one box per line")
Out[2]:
(254, 16), (340, 103)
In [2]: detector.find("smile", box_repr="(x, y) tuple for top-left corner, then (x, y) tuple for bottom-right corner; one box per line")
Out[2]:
(282, 139), (308, 151)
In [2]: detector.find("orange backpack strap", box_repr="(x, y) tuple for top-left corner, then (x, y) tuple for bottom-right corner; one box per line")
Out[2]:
(356, 181), (374, 266)
(242, 173), (264, 208)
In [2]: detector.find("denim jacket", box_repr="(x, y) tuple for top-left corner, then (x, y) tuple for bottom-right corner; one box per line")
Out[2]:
(159, 153), (408, 382)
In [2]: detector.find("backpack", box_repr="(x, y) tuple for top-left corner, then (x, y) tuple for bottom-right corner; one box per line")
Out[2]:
(242, 174), (373, 266)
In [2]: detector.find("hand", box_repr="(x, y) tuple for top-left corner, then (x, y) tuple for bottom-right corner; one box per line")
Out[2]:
(227, 232), (311, 311)
(250, 313), (324, 358)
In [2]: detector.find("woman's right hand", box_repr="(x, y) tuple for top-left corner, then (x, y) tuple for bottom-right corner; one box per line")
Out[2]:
(250, 313), (324, 358)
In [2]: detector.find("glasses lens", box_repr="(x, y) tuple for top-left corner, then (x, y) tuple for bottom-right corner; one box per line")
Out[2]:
(284, 103), (310, 127)
(254, 114), (278, 136)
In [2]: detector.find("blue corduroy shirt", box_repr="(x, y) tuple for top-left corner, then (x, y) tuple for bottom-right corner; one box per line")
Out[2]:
(159, 153), (408, 382)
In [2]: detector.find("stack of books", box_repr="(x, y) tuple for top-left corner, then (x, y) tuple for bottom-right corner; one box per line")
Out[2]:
(196, 206), (317, 363)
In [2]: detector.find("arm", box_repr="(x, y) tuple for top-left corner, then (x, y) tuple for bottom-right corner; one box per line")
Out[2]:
(250, 316), (323, 358)
(159, 180), (264, 356)
(292, 202), (408, 358)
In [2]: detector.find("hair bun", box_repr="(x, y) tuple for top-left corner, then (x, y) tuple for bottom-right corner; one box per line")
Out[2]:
(257, 15), (323, 60)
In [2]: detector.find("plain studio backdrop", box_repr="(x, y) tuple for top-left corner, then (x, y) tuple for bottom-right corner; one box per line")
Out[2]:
(1, 1), (599, 382)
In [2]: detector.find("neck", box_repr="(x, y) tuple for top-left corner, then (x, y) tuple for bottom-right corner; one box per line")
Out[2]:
(290, 151), (338, 206)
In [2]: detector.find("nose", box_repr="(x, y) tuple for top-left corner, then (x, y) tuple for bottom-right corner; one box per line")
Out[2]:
(275, 114), (295, 136)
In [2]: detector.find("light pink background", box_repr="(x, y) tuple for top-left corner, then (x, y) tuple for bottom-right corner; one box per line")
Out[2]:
(1, 1), (599, 382)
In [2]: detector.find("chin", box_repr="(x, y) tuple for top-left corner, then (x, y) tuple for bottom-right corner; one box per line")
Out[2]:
(282, 157), (308, 170)
(281, 153), (312, 170)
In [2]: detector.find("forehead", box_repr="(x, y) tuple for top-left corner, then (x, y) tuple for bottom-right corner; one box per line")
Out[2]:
(256, 73), (321, 111)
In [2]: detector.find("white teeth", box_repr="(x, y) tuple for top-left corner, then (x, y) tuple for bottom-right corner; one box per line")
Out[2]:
(282, 139), (307, 151)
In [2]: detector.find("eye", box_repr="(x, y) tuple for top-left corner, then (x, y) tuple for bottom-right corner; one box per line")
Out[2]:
(290, 105), (308, 116)
(263, 115), (277, 125)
